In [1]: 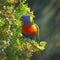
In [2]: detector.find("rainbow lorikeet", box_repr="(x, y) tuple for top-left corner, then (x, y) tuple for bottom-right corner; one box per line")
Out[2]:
(20, 14), (40, 41)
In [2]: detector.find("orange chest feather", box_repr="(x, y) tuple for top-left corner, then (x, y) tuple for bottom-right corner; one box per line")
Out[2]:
(22, 24), (37, 34)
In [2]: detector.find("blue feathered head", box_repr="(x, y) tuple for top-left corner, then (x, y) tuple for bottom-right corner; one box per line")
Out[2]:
(20, 14), (31, 24)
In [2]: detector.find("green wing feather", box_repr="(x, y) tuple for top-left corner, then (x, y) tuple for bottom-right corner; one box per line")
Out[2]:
(35, 24), (40, 42)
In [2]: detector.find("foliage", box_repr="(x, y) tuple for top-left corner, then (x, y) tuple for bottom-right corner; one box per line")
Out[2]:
(0, 0), (47, 60)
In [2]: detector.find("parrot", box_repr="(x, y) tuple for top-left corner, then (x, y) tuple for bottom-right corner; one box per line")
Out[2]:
(19, 14), (47, 60)
(20, 14), (40, 42)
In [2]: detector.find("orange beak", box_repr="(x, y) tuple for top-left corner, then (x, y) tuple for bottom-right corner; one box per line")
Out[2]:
(20, 18), (24, 22)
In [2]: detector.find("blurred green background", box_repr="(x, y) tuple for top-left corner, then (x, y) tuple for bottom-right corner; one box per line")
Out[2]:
(26, 0), (60, 60)
(0, 0), (60, 60)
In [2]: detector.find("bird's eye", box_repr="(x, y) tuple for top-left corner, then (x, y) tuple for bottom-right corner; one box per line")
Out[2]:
(20, 18), (24, 22)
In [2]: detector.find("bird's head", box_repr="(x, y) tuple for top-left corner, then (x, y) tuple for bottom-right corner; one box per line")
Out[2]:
(20, 14), (33, 24)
